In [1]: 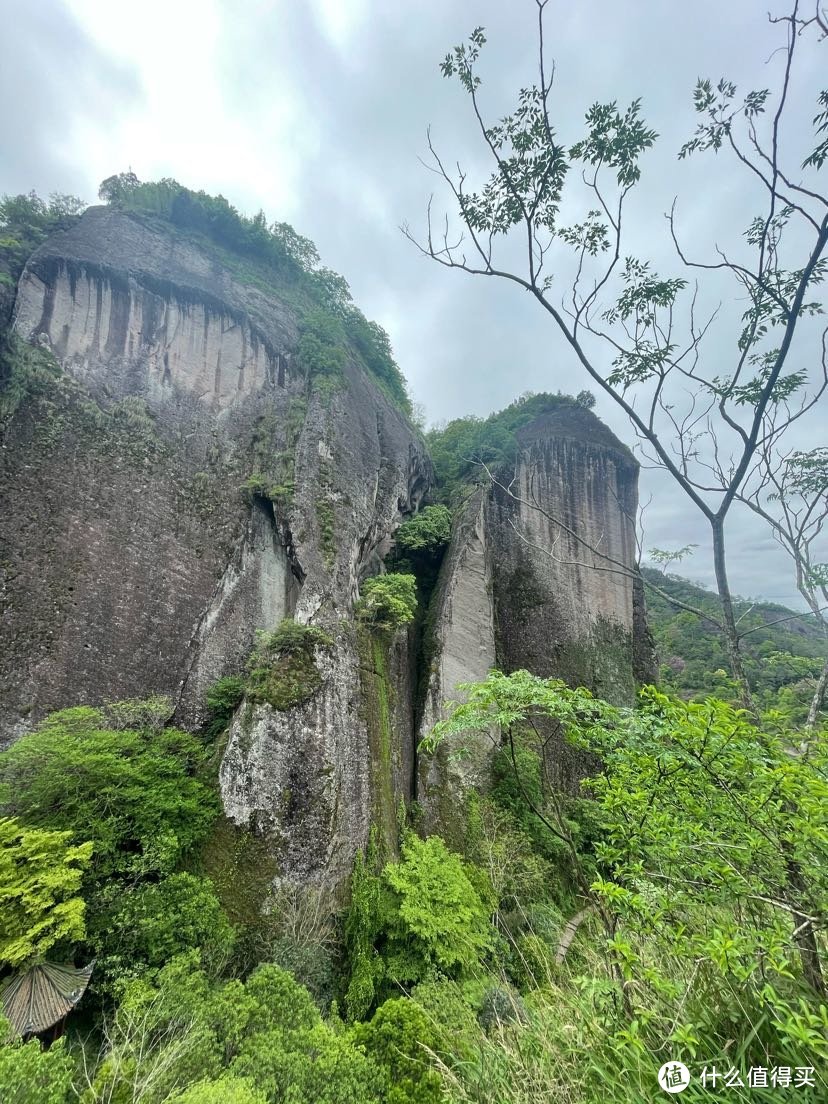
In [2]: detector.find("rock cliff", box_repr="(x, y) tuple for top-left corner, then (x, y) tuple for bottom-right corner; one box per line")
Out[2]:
(1, 206), (428, 885)
(417, 405), (653, 839)
(0, 203), (651, 885)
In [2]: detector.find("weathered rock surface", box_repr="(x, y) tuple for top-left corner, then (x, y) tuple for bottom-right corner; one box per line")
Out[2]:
(1, 205), (650, 885)
(417, 405), (650, 835)
(1, 206), (430, 884)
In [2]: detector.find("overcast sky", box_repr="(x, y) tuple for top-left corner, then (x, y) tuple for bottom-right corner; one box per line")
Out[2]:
(1, 0), (825, 607)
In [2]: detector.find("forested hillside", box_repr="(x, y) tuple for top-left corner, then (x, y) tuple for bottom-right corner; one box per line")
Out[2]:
(645, 568), (828, 725)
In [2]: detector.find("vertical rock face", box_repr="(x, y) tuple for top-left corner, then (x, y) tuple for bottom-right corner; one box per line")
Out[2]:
(417, 405), (648, 834)
(1, 205), (649, 886)
(417, 489), (497, 843)
(1, 207), (430, 884)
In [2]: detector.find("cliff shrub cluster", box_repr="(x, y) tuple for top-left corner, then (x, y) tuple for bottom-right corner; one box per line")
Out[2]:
(356, 574), (418, 629)
(0, 704), (224, 993)
(95, 174), (412, 414)
(426, 389), (594, 503)
(344, 832), (494, 1021)
(245, 619), (334, 711)
(393, 505), (452, 556)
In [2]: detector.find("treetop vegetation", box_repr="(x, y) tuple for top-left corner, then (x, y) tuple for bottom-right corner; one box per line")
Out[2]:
(645, 567), (828, 726)
(426, 389), (594, 503)
(356, 573), (419, 629)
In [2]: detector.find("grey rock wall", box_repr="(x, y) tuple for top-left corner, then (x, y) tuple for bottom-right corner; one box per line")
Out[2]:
(1, 207), (430, 885)
(0, 206), (649, 886)
(417, 405), (645, 834)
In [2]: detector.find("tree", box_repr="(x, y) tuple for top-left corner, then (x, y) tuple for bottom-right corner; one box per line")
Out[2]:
(407, 2), (828, 711)
(97, 171), (140, 204)
(429, 669), (828, 1006)
(357, 574), (418, 628)
(0, 817), (92, 968)
(394, 506), (452, 555)
(0, 708), (218, 881)
(739, 441), (828, 731)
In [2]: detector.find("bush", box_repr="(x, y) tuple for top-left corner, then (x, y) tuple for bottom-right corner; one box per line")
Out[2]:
(205, 676), (246, 739)
(169, 1079), (267, 1104)
(93, 873), (235, 987)
(95, 959), (389, 1104)
(351, 998), (444, 1104)
(426, 391), (580, 502)
(383, 835), (494, 983)
(0, 817), (92, 967)
(297, 309), (347, 381)
(394, 506), (452, 555)
(0, 710), (218, 882)
(356, 574), (418, 629)
(245, 620), (333, 711)
(344, 834), (493, 1017)
(0, 1018), (74, 1104)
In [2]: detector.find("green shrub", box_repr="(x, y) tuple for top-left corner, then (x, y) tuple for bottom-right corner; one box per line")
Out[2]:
(356, 574), (418, 629)
(169, 1079), (267, 1104)
(394, 506), (452, 555)
(0, 713), (217, 882)
(351, 998), (444, 1104)
(0, 817), (92, 968)
(0, 1018), (74, 1104)
(93, 873), (235, 988)
(205, 676), (246, 739)
(97, 958), (389, 1104)
(297, 309), (347, 381)
(345, 834), (494, 1018)
(426, 391), (581, 502)
(246, 620), (334, 711)
(383, 835), (494, 983)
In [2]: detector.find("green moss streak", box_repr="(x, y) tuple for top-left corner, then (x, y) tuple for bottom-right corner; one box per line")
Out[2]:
(357, 627), (397, 857)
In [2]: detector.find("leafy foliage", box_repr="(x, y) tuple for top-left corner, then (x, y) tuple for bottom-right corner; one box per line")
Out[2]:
(394, 506), (452, 555)
(0, 191), (85, 286)
(93, 873), (235, 986)
(643, 567), (828, 724)
(351, 998), (445, 1104)
(0, 708), (218, 882)
(297, 309), (347, 384)
(245, 619), (334, 711)
(426, 391), (589, 503)
(356, 574), (418, 629)
(427, 668), (828, 1089)
(345, 834), (493, 1018)
(383, 834), (494, 981)
(87, 957), (393, 1104)
(0, 818), (91, 967)
(0, 1018), (74, 1104)
(204, 676), (246, 740)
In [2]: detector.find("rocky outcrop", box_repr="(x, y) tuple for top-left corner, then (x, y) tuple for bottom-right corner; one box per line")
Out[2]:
(417, 405), (648, 835)
(1, 206), (430, 884)
(0, 205), (650, 886)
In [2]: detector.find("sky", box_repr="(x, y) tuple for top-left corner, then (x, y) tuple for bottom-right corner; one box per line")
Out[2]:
(0, 0), (825, 607)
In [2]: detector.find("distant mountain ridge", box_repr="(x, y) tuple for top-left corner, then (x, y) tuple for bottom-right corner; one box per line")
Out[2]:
(643, 566), (827, 720)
